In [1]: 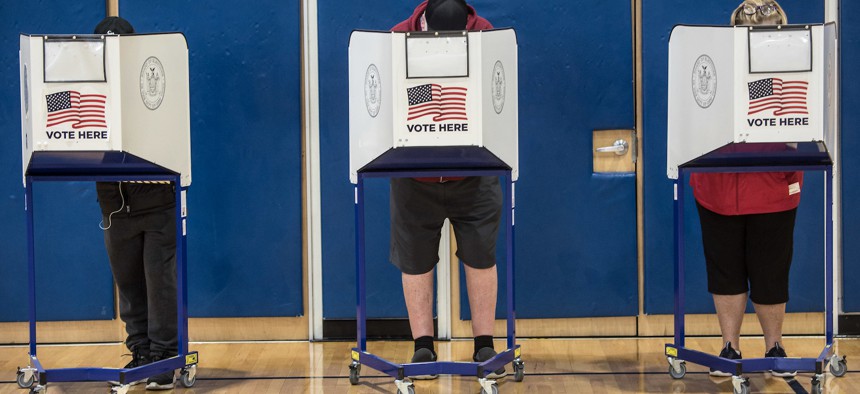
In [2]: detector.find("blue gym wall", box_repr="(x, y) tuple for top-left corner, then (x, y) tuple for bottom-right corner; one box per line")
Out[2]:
(119, 2), (304, 317)
(3, 0), (855, 327)
(0, 1), (115, 322)
(0, 2), (304, 321)
(642, 0), (827, 315)
(841, 1), (860, 312)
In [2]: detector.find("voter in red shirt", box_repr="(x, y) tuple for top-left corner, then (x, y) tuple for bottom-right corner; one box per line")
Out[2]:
(692, 0), (801, 378)
(388, 0), (505, 380)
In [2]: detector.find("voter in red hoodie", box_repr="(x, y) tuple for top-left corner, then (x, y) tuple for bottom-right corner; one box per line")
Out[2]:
(692, 1), (802, 378)
(388, 0), (505, 379)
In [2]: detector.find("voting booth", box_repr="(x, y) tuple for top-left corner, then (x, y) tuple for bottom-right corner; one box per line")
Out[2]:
(347, 28), (522, 394)
(349, 28), (518, 183)
(16, 33), (197, 392)
(664, 24), (844, 394)
(19, 33), (191, 186)
(667, 23), (837, 178)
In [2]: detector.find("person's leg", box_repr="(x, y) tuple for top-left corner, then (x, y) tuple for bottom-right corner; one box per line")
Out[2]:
(390, 178), (446, 366)
(141, 201), (179, 390)
(748, 207), (797, 377)
(747, 208), (796, 352)
(402, 270), (435, 340)
(753, 302), (786, 350)
(447, 177), (501, 342)
(463, 264), (497, 337)
(713, 293), (747, 350)
(142, 207), (178, 358)
(446, 177), (506, 377)
(103, 214), (150, 356)
(696, 202), (748, 363)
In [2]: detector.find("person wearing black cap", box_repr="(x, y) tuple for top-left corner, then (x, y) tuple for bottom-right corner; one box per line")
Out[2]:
(93, 16), (179, 391)
(390, 0), (505, 380)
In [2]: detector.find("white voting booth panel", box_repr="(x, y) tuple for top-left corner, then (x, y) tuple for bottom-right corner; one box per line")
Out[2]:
(667, 24), (837, 179)
(348, 29), (518, 183)
(20, 33), (191, 186)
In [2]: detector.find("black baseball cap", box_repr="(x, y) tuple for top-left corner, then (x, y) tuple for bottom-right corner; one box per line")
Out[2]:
(425, 0), (468, 31)
(94, 16), (135, 35)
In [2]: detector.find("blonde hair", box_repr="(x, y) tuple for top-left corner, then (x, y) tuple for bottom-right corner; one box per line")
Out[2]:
(731, 0), (788, 26)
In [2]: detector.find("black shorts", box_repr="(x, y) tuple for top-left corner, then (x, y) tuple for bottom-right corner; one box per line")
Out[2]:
(390, 176), (502, 275)
(696, 202), (797, 305)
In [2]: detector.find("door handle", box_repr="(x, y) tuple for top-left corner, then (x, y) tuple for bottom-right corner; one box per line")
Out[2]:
(595, 139), (629, 156)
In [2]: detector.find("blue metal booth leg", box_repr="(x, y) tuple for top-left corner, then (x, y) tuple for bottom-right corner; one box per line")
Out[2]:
(665, 164), (844, 393)
(17, 175), (199, 392)
(349, 170), (523, 393)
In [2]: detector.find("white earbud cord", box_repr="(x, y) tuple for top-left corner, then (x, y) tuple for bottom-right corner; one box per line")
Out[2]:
(99, 182), (126, 230)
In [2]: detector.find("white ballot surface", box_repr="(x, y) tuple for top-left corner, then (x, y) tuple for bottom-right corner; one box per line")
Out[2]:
(20, 33), (192, 186)
(348, 29), (519, 183)
(666, 24), (837, 179)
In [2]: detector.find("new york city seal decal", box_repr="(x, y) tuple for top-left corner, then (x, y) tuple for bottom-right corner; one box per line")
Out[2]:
(140, 56), (166, 110)
(364, 64), (381, 118)
(491, 60), (505, 114)
(691, 54), (716, 109)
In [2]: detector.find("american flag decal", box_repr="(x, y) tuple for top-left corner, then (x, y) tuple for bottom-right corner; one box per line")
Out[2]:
(46, 90), (107, 128)
(406, 84), (467, 122)
(747, 78), (808, 116)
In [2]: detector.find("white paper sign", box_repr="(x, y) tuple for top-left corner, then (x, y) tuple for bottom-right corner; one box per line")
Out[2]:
(44, 38), (105, 82)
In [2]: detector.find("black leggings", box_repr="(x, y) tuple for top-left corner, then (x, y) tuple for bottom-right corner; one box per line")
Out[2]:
(696, 202), (797, 305)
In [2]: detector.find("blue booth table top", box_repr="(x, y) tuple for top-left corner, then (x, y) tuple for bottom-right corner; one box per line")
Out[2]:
(679, 141), (832, 170)
(26, 151), (176, 178)
(358, 146), (511, 175)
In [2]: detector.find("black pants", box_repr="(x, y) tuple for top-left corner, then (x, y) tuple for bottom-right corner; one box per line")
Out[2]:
(696, 202), (797, 305)
(102, 201), (178, 357)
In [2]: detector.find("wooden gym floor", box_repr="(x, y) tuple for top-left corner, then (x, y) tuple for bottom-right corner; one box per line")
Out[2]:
(0, 337), (857, 393)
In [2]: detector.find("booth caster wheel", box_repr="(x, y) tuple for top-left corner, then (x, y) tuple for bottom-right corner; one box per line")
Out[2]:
(180, 365), (198, 388)
(731, 376), (750, 394)
(394, 379), (413, 394)
(348, 362), (361, 385)
(513, 358), (525, 382)
(16, 368), (35, 388)
(480, 384), (498, 394)
(809, 374), (824, 394)
(478, 377), (498, 394)
(29, 385), (46, 394)
(110, 384), (129, 394)
(811, 376), (823, 394)
(667, 357), (686, 379)
(830, 355), (848, 377)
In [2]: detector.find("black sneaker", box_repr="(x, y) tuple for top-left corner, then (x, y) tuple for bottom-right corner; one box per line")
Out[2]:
(409, 348), (438, 380)
(709, 342), (742, 377)
(765, 342), (797, 377)
(474, 347), (507, 379)
(145, 354), (176, 390)
(108, 347), (150, 386)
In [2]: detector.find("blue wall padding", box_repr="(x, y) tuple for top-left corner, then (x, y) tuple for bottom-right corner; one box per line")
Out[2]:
(642, 0), (826, 315)
(0, 2), (115, 322)
(840, 0), (860, 312)
(0, 1), (305, 321)
(319, 0), (637, 320)
(318, 1), (433, 319)
(124, 1), (304, 317)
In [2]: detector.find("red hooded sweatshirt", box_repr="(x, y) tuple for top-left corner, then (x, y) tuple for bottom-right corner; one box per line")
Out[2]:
(392, 1), (493, 32)
(393, 1), (493, 182)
